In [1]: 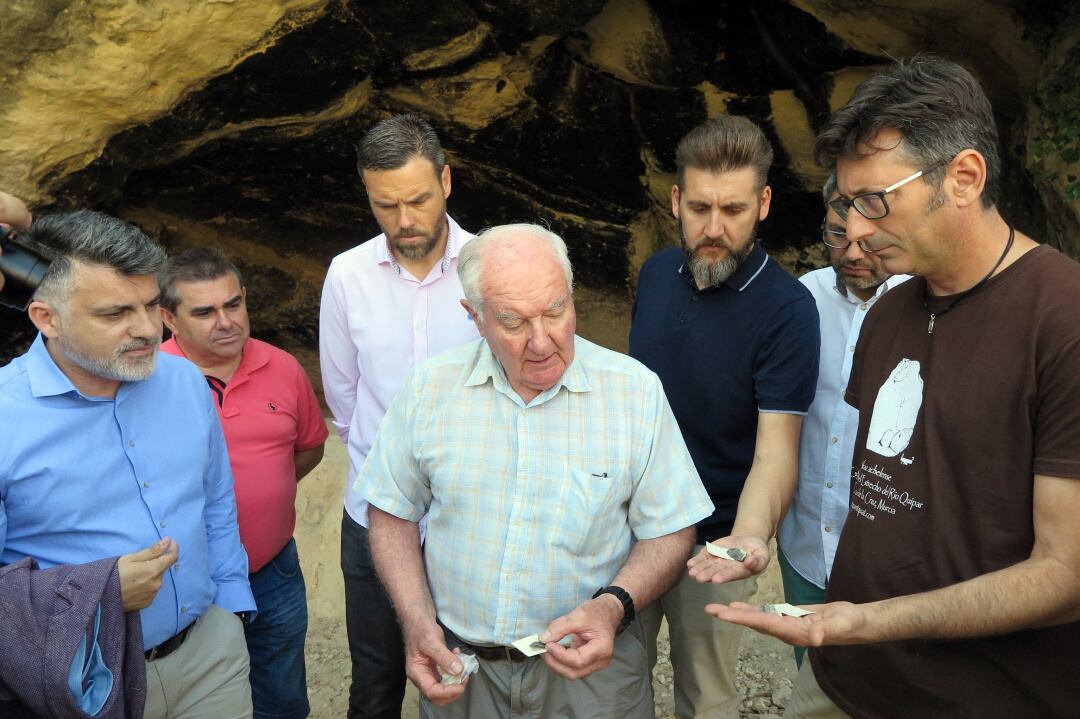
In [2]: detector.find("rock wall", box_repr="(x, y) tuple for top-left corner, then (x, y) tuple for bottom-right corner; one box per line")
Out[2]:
(1, 0), (1077, 363)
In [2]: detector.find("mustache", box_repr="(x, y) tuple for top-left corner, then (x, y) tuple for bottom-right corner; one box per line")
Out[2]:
(118, 337), (158, 353)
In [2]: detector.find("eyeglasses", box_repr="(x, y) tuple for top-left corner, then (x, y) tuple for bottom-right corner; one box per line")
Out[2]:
(821, 225), (854, 250)
(829, 158), (950, 221)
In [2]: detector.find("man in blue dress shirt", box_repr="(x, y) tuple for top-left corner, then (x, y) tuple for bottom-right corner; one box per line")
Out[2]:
(0, 210), (256, 719)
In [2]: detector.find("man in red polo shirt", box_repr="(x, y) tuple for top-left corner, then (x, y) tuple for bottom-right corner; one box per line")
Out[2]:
(160, 247), (328, 719)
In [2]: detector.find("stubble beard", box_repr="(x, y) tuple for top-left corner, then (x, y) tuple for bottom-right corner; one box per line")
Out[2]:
(59, 334), (160, 383)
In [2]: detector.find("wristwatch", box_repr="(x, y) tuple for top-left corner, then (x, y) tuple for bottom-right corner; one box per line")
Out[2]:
(593, 585), (635, 634)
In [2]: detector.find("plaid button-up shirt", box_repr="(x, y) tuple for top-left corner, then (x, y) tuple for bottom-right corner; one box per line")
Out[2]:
(357, 335), (713, 645)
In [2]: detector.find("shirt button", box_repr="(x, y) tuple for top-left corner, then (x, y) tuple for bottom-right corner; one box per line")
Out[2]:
(830, 436), (839, 444)
(824, 526), (833, 533)
(143, 481), (151, 488)
(826, 482), (834, 489)
(128, 440), (135, 447)
(848, 345), (856, 352)
(159, 520), (167, 529)
(181, 606), (188, 614)
(858, 303), (867, 310)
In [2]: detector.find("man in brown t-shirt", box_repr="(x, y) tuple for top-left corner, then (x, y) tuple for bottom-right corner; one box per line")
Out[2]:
(705, 57), (1080, 718)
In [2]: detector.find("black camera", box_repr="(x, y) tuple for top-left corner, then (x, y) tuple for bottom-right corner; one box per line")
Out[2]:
(0, 225), (54, 310)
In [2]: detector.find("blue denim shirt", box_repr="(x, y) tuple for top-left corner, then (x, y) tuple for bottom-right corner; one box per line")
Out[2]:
(0, 335), (254, 649)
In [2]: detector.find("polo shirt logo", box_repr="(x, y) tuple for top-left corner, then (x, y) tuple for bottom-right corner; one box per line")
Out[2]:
(267, 401), (278, 412)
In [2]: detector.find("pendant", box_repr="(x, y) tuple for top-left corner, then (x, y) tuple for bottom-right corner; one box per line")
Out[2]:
(927, 313), (936, 334)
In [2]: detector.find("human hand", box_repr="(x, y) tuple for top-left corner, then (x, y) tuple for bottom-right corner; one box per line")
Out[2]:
(117, 537), (179, 611)
(687, 535), (770, 584)
(0, 190), (32, 230)
(705, 600), (869, 647)
(403, 622), (468, 705)
(539, 595), (621, 680)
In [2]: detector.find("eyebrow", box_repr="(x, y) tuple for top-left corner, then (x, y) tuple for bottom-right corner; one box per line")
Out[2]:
(92, 292), (161, 315)
(189, 294), (243, 314)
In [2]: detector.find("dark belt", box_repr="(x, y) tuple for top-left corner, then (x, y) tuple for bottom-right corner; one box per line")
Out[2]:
(145, 621), (195, 661)
(456, 641), (531, 663)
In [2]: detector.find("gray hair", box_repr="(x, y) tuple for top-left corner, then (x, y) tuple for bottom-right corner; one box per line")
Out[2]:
(814, 55), (1000, 208)
(356, 114), (446, 175)
(675, 115), (774, 191)
(27, 210), (166, 306)
(458, 223), (574, 319)
(159, 247), (244, 312)
(822, 173), (838, 204)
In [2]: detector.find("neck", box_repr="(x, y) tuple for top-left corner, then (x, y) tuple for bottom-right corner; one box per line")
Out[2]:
(924, 212), (1014, 296)
(44, 337), (121, 398)
(176, 337), (244, 382)
(394, 226), (449, 280)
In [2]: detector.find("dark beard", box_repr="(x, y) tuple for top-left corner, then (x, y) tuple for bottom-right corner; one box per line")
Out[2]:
(391, 213), (447, 260)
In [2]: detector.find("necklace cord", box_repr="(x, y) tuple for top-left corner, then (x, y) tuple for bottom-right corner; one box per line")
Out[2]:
(922, 224), (1015, 334)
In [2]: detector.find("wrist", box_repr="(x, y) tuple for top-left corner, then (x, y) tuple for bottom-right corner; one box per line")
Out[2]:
(592, 585), (635, 634)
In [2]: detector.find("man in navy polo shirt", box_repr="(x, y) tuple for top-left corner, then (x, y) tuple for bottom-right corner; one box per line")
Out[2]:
(630, 115), (819, 719)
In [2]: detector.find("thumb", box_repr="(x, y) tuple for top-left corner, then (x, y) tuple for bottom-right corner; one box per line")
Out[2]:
(540, 614), (573, 643)
(126, 537), (171, 563)
(423, 638), (462, 675)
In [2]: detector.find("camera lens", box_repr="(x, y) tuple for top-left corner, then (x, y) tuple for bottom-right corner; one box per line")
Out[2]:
(0, 233), (53, 311)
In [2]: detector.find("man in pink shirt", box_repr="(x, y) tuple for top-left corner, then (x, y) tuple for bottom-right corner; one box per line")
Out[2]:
(319, 114), (479, 719)
(160, 247), (328, 719)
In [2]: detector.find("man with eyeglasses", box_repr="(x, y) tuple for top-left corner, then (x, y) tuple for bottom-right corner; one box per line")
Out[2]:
(776, 175), (907, 668)
(709, 57), (1080, 719)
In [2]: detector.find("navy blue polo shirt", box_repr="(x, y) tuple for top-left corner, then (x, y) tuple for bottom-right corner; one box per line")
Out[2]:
(629, 243), (819, 542)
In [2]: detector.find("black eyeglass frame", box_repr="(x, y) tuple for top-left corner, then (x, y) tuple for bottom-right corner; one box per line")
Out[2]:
(829, 157), (951, 222)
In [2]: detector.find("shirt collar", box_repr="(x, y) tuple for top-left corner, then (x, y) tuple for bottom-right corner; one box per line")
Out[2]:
(464, 336), (590, 405)
(378, 214), (462, 277)
(678, 242), (769, 293)
(25, 334), (81, 398)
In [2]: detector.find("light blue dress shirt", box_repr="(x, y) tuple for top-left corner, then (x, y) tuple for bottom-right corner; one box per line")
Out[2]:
(778, 268), (909, 589)
(0, 335), (254, 649)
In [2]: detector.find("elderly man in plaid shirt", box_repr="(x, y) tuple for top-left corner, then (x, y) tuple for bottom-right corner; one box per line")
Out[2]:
(358, 223), (714, 719)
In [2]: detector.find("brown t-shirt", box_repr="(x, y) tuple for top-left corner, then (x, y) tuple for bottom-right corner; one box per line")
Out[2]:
(810, 244), (1080, 718)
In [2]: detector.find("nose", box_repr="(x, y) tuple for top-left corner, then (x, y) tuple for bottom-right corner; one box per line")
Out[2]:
(133, 304), (162, 339)
(397, 204), (416, 230)
(525, 319), (553, 355)
(845, 212), (877, 252)
(704, 209), (724, 239)
(842, 237), (867, 262)
(214, 308), (235, 329)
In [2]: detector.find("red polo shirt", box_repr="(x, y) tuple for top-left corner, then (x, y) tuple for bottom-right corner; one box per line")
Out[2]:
(161, 337), (328, 572)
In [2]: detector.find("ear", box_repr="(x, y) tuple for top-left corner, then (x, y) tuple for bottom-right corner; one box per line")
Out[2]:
(27, 300), (61, 339)
(460, 298), (480, 325)
(441, 164), (452, 200)
(671, 184), (681, 219)
(949, 149), (986, 208)
(161, 306), (180, 335)
(758, 185), (772, 221)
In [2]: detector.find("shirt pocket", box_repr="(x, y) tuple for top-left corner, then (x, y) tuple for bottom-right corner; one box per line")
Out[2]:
(559, 469), (628, 556)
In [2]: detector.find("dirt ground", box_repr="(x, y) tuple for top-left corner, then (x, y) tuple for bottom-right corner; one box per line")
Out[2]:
(294, 286), (797, 718)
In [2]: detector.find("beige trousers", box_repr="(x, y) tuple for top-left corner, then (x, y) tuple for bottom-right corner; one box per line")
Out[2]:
(783, 659), (853, 719)
(143, 604), (253, 719)
(640, 556), (758, 719)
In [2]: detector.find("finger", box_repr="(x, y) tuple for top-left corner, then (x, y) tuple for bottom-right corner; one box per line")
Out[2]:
(539, 613), (577, 644)
(148, 540), (180, 574)
(411, 669), (467, 705)
(419, 639), (463, 676)
(123, 538), (171, 563)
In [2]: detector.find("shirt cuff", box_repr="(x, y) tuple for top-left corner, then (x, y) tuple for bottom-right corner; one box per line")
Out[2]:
(214, 580), (258, 618)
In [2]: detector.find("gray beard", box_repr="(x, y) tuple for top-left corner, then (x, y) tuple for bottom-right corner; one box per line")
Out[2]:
(58, 335), (159, 383)
(687, 253), (740, 287)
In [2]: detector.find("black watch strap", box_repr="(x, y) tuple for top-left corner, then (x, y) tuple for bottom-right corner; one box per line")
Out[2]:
(592, 585), (635, 634)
